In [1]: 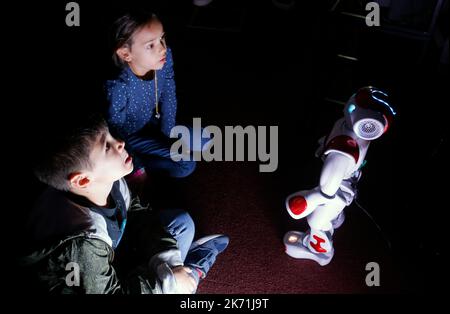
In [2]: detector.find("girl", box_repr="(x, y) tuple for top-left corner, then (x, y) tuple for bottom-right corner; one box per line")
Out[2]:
(106, 11), (196, 178)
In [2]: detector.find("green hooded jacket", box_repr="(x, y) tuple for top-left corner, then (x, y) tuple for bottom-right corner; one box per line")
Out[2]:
(19, 179), (183, 294)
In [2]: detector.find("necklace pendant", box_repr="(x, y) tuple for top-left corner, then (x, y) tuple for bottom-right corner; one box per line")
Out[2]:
(155, 112), (161, 119)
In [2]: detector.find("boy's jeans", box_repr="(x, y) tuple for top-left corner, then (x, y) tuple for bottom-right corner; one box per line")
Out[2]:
(159, 209), (195, 261)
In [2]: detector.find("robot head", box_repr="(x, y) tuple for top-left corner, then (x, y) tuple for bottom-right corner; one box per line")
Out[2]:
(344, 86), (396, 140)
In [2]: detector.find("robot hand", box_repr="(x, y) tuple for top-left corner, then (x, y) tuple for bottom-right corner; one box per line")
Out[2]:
(285, 187), (334, 220)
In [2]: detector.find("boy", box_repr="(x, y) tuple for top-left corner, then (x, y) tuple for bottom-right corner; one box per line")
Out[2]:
(20, 114), (228, 294)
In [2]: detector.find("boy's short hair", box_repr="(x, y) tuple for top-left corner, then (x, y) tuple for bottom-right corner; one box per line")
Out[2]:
(33, 114), (108, 191)
(111, 11), (159, 68)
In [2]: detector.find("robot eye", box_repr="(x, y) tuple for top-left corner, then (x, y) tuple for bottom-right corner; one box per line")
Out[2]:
(348, 104), (356, 113)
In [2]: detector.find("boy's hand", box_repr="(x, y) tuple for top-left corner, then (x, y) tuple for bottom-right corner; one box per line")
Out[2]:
(172, 266), (197, 294)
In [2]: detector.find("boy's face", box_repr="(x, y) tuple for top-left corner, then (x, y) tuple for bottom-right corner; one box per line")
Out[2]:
(119, 19), (167, 75)
(87, 130), (134, 184)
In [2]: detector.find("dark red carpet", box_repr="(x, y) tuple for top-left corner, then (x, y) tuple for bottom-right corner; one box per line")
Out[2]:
(147, 162), (402, 294)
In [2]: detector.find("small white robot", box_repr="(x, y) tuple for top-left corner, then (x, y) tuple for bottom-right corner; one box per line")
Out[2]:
(284, 86), (396, 266)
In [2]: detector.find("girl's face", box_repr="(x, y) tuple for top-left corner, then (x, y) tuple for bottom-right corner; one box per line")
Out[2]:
(117, 19), (167, 76)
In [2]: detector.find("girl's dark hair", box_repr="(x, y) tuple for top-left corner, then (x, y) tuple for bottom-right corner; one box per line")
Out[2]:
(111, 11), (159, 68)
(33, 114), (109, 192)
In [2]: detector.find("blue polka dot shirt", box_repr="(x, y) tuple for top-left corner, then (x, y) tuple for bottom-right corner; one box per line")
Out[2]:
(106, 47), (177, 138)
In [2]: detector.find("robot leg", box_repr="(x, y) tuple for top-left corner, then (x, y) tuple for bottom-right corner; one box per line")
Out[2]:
(284, 197), (346, 266)
(307, 195), (347, 232)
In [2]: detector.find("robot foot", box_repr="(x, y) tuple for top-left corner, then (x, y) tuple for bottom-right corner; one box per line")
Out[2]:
(283, 231), (334, 266)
